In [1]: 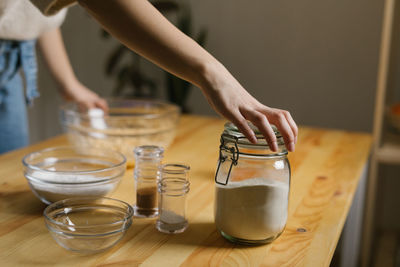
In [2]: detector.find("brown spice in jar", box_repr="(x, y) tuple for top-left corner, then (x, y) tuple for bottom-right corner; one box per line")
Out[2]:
(136, 186), (157, 216)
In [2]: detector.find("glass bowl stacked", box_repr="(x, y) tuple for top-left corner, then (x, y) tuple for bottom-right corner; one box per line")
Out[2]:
(44, 197), (133, 253)
(60, 99), (180, 163)
(22, 147), (126, 204)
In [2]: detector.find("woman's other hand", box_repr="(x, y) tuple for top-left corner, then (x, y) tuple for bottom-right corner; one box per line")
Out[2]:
(60, 79), (108, 112)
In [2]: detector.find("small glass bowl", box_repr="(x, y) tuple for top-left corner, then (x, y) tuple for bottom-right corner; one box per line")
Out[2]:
(44, 197), (133, 253)
(22, 147), (126, 204)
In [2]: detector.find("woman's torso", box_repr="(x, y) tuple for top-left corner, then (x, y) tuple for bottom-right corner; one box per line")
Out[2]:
(0, 0), (66, 40)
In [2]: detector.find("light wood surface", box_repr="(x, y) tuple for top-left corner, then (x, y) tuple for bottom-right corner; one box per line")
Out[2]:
(0, 115), (371, 267)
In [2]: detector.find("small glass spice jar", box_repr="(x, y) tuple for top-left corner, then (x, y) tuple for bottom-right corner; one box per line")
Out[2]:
(133, 145), (164, 218)
(214, 122), (290, 245)
(156, 164), (190, 234)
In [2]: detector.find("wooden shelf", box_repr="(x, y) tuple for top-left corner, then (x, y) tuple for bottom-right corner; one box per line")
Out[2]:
(376, 133), (400, 164)
(362, 0), (400, 265)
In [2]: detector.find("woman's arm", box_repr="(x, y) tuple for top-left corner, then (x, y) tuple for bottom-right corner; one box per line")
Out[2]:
(37, 27), (108, 111)
(78, 0), (297, 151)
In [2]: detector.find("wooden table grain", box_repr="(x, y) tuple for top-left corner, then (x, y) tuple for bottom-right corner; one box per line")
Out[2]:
(0, 115), (371, 267)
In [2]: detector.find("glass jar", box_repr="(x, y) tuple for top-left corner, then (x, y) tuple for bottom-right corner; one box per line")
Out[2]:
(156, 164), (190, 234)
(133, 145), (164, 218)
(214, 122), (290, 245)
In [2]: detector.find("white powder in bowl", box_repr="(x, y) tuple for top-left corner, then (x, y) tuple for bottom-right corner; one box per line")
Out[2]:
(215, 177), (289, 241)
(26, 170), (118, 203)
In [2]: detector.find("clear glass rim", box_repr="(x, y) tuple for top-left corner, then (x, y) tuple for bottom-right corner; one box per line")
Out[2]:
(24, 174), (122, 185)
(22, 146), (127, 177)
(45, 224), (128, 237)
(134, 145), (164, 158)
(43, 197), (134, 229)
(68, 127), (176, 138)
(60, 98), (180, 121)
(161, 163), (190, 174)
(158, 177), (190, 194)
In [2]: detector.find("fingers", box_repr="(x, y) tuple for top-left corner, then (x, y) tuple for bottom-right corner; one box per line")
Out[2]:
(265, 109), (296, 152)
(241, 109), (278, 151)
(95, 98), (109, 113)
(77, 101), (93, 113)
(284, 111), (298, 144)
(230, 111), (257, 144)
(77, 97), (108, 114)
(80, 100), (95, 111)
(229, 107), (297, 152)
(63, 82), (109, 113)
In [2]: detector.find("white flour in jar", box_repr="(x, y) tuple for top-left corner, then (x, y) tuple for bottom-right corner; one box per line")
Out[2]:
(215, 177), (288, 240)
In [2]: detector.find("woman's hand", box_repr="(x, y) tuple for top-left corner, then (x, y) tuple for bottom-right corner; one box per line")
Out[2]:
(200, 62), (298, 152)
(60, 79), (108, 112)
(38, 28), (108, 112)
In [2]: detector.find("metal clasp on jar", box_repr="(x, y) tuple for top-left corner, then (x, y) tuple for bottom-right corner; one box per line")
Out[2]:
(215, 134), (240, 186)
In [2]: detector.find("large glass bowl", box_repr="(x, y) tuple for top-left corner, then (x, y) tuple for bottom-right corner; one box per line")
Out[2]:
(22, 147), (126, 204)
(60, 99), (180, 162)
(44, 197), (133, 253)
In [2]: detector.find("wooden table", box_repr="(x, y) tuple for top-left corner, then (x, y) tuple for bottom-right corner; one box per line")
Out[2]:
(0, 115), (371, 266)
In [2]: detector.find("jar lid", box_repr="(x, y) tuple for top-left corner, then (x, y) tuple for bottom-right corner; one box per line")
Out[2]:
(216, 122), (287, 186)
(222, 122), (283, 147)
(134, 145), (164, 158)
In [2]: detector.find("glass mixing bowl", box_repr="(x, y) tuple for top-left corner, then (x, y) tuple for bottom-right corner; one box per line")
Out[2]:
(60, 99), (180, 162)
(44, 197), (133, 253)
(22, 147), (126, 204)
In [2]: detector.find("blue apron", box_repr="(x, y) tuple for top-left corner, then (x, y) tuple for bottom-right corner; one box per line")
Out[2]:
(0, 39), (39, 153)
